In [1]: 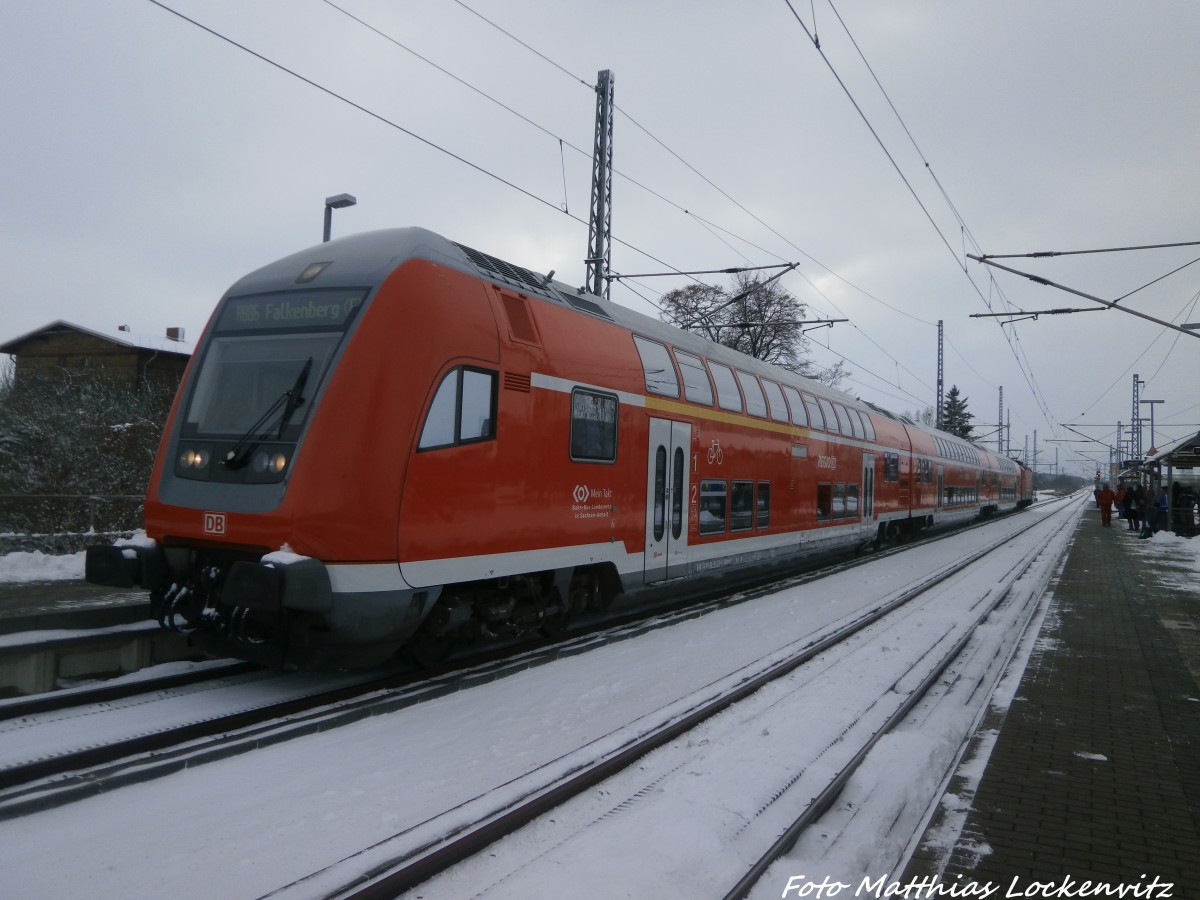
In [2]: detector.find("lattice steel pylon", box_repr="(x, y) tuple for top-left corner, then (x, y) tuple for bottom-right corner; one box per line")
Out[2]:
(935, 320), (944, 430)
(1131, 374), (1142, 461)
(586, 69), (614, 301)
(998, 386), (1004, 452)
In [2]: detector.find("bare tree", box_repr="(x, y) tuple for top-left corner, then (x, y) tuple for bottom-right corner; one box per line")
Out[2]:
(658, 273), (847, 388)
(903, 406), (936, 426)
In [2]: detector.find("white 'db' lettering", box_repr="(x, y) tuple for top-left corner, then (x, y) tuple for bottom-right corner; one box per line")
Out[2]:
(817, 455), (837, 469)
(203, 512), (227, 535)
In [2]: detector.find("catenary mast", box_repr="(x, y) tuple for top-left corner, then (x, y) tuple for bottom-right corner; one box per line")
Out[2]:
(586, 70), (615, 301)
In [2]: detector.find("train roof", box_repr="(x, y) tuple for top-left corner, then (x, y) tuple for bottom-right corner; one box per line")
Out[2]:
(230, 226), (1006, 463)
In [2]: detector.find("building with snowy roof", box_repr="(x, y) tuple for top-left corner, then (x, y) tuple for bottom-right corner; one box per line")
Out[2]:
(0, 320), (193, 390)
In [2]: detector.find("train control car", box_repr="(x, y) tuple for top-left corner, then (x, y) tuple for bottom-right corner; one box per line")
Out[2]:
(86, 227), (1034, 668)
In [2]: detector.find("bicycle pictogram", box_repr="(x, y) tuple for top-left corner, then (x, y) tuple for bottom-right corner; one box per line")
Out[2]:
(706, 440), (724, 465)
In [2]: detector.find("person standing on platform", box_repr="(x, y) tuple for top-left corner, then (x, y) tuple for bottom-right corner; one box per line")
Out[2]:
(1097, 483), (1116, 527)
(1153, 486), (1169, 533)
(1126, 484), (1144, 532)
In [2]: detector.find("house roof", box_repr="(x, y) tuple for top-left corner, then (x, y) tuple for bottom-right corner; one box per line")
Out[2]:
(0, 320), (194, 357)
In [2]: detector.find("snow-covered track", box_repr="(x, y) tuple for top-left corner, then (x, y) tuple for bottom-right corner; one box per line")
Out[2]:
(0, 659), (255, 720)
(0, 585), (872, 818)
(722, 506), (1064, 897)
(264, 498), (1078, 900)
(0, 501), (1055, 815)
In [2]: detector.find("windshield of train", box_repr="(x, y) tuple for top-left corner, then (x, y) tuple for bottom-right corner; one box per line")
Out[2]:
(181, 289), (366, 439)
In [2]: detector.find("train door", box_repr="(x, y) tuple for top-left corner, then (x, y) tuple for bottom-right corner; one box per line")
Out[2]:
(645, 418), (691, 583)
(936, 465), (945, 512)
(861, 453), (876, 530)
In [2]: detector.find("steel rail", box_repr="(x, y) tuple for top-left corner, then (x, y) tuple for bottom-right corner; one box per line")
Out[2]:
(0, 499), (1065, 829)
(316, 501), (1072, 899)
(720, 503), (1066, 898)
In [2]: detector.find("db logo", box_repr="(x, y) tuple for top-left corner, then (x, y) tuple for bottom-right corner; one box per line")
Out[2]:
(572, 485), (591, 503)
(203, 512), (227, 535)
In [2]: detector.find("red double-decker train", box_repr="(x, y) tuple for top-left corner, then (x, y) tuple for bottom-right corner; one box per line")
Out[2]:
(87, 227), (1034, 668)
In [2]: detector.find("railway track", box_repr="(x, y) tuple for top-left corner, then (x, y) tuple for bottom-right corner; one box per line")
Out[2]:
(0, 499), (1056, 803)
(0, 496), (1076, 897)
(257, 495), (1079, 899)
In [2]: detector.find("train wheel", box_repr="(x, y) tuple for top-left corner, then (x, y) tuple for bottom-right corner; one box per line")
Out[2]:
(539, 588), (570, 637)
(409, 634), (454, 668)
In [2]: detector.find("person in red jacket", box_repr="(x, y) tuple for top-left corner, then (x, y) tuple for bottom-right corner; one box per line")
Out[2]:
(1097, 484), (1116, 526)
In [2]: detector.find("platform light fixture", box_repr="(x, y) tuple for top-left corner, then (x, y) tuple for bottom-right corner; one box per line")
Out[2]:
(323, 193), (357, 243)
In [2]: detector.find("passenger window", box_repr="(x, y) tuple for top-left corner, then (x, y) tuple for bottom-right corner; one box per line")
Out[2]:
(653, 446), (666, 541)
(883, 453), (900, 482)
(460, 369), (495, 440)
(419, 371), (459, 449)
(818, 398), (838, 434)
(858, 410), (876, 441)
(757, 482), (771, 528)
(672, 447), (685, 540)
(803, 393), (824, 430)
(707, 362), (743, 412)
(730, 480), (754, 531)
(673, 349), (714, 406)
(847, 408), (865, 439)
(846, 483), (860, 517)
(699, 480), (727, 534)
(736, 371), (768, 417)
(817, 483), (832, 521)
(418, 367), (498, 450)
(762, 380), (789, 423)
(833, 403), (853, 436)
(782, 385), (808, 427)
(833, 483), (848, 519)
(570, 389), (618, 462)
(632, 336), (680, 398)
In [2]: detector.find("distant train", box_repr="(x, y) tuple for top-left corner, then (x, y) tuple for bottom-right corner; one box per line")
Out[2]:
(87, 227), (1034, 668)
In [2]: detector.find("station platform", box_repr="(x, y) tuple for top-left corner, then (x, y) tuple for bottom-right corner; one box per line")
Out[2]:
(0, 581), (144, 632)
(904, 502), (1200, 892)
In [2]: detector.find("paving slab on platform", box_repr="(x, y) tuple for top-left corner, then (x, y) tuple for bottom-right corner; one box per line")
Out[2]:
(905, 507), (1200, 891)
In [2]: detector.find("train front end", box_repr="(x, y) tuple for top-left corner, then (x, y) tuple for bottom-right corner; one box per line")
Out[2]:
(86, 229), (457, 668)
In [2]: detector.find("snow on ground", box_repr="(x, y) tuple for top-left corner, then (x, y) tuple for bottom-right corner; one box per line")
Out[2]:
(1, 497), (1194, 899)
(0, 546), (85, 582)
(1123, 527), (1200, 588)
(0, 498), (1091, 899)
(0, 530), (154, 584)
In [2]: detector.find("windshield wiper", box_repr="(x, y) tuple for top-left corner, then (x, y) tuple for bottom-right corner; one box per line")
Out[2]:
(276, 357), (312, 439)
(222, 357), (313, 470)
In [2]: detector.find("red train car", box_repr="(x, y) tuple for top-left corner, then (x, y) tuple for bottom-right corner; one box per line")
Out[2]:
(87, 228), (1032, 668)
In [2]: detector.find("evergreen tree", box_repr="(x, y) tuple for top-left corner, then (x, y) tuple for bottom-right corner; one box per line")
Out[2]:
(940, 385), (974, 439)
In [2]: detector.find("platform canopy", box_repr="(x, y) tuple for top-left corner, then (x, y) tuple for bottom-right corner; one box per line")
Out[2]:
(1144, 430), (1200, 471)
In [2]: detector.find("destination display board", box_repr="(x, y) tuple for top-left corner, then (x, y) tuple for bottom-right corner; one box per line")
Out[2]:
(218, 289), (367, 331)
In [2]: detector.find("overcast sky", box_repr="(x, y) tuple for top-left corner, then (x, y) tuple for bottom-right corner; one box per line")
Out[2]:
(3, 1), (1197, 477)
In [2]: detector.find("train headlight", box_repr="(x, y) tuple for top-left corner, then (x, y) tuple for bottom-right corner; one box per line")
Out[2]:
(178, 448), (210, 469)
(251, 450), (289, 477)
(176, 445), (213, 479)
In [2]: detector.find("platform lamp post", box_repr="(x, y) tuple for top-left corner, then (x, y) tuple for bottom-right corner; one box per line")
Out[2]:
(323, 193), (357, 242)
